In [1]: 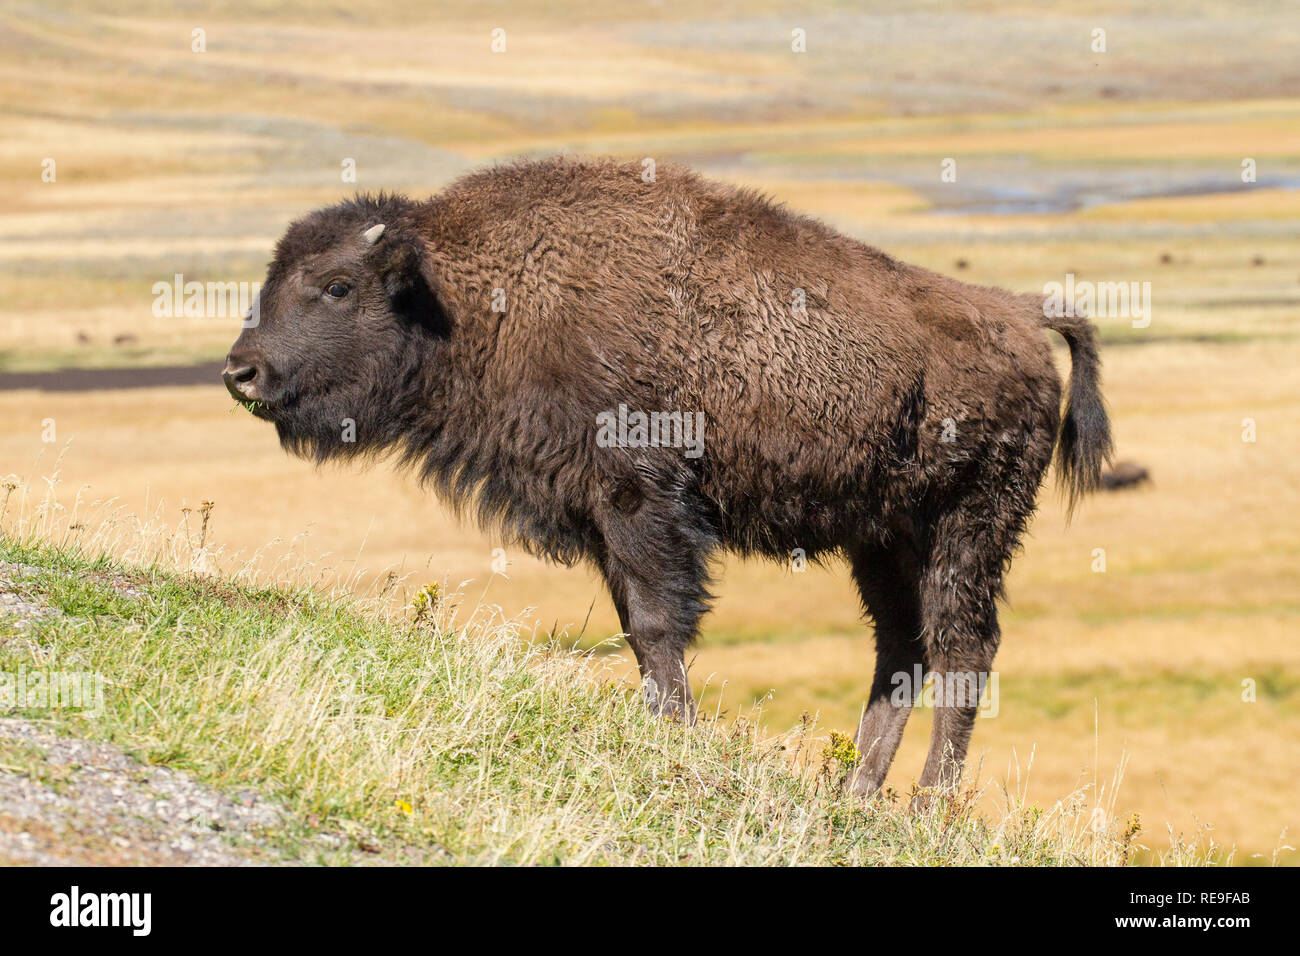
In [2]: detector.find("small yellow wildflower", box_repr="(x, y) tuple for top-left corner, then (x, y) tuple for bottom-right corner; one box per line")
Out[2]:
(824, 730), (861, 766)
(411, 582), (441, 623)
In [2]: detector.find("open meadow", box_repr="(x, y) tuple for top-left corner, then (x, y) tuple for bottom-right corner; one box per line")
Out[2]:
(1, 0), (1298, 862)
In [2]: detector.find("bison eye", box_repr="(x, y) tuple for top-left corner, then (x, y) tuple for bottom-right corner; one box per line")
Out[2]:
(324, 280), (350, 299)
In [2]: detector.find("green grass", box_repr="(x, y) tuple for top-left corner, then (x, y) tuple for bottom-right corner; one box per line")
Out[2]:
(0, 534), (1220, 866)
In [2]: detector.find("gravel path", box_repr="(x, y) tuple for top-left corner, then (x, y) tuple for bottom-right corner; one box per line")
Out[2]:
(0, 560), (289, 865)
(0, 562), (63, 633)
(0, 719), (287, 865)
(0, 560), (438, 866)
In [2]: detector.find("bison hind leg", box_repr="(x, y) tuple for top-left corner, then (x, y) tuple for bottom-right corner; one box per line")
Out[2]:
(845, 532), (927, 797)
(912, 490), (1018, 800)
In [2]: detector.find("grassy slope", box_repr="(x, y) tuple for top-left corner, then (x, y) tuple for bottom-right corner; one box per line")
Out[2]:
(0, 533), (1209, 866)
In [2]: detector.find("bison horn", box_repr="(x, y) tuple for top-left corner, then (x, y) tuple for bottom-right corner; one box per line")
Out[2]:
(362, 223), (386, 244)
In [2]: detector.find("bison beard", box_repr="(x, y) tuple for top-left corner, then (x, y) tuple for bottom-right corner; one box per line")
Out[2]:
(226, 156), (1112, 800)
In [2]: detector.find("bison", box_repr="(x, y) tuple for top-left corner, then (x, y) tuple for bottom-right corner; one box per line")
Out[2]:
(1101, 460), (1150, 490)
(224, 156), (1111, 798)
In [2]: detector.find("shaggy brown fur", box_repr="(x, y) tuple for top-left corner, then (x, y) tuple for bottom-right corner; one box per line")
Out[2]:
(224, 156), (1111, 797)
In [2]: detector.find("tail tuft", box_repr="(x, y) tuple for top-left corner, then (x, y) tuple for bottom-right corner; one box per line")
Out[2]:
(1043, 311), (1113, 518)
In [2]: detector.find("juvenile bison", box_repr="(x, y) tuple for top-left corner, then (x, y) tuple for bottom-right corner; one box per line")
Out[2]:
(225, 157), (1111, 797)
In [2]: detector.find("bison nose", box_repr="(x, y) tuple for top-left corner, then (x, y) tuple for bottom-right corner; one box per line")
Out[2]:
(223, 355), (263, 401)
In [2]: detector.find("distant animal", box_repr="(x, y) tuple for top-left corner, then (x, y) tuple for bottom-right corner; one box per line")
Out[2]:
(224, 156), (1111, 798)
(1101, 460), (1150, 490)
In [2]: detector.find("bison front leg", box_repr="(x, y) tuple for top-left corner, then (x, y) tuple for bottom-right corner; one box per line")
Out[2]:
(602, 560), (706, 721)
(631, 624), (694, 721)
(603, 570), (701, 721)
(597, 488), (714, 722)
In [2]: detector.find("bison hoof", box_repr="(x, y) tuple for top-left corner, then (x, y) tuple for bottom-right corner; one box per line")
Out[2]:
(640, 676), (694, 723)
(844, 767), (886, 799)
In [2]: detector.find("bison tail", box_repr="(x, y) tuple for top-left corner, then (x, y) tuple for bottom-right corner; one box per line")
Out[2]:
(1042, 310), (1113, 518)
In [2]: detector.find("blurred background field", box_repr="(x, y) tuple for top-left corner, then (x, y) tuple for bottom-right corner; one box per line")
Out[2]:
(1, 0), (1297, 860)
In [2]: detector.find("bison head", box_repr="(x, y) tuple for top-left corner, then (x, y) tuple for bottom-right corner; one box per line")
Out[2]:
(224, 195), (447, 461)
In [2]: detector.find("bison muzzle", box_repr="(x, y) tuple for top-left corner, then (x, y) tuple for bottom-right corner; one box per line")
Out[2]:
(225, 157), (1112, 799)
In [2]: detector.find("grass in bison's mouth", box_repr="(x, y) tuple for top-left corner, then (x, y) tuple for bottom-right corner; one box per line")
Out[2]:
(230, 399), (272, 419)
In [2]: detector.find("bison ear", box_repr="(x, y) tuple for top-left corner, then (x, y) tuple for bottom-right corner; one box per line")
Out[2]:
(378, 240), (450, 336)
